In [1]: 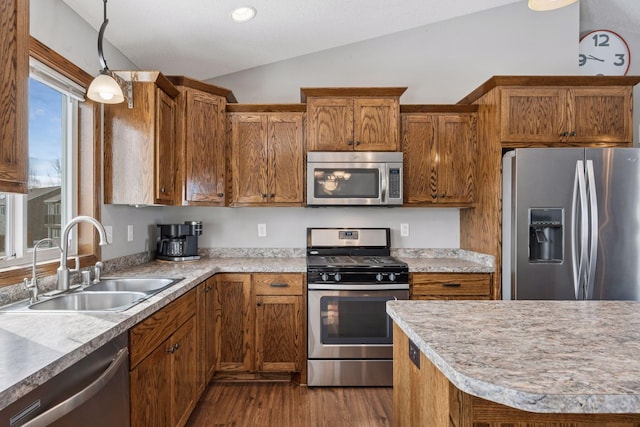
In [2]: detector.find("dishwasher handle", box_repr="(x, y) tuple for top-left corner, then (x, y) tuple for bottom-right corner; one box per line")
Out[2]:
(21, 348), (128, 427)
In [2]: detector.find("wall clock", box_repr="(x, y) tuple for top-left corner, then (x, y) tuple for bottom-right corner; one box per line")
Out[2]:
(579, 29), (630, 76)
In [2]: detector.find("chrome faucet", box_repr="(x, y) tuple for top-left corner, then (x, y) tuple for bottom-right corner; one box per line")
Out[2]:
(24, 238), (63, 303)
(57, 216), (109, 291)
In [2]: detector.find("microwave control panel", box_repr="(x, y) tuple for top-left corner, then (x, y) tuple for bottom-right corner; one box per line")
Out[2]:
(389, 169), (401, 199)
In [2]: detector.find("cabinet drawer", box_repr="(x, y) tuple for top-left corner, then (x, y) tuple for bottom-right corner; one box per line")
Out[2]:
(411, 273), (491, 297)
(253, 273), (303, 295)
(129, 289), (196, 369)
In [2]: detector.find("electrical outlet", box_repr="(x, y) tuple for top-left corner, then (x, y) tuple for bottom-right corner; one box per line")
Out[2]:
(400, 223), (409, 237)
(127, 225), (134, 242)
(104, 226), (113, 244)
(258, 223), (267, 237)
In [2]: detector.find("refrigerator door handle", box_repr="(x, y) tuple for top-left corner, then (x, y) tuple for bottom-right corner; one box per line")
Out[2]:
(572, 160), (588, 300)
(585, 160), (599, 299)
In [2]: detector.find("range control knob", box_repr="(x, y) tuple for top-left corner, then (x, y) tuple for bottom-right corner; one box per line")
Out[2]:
(334, 273), (342, 282)
(376, 273), (384, 282)
(321, 273), (329, 282)
(389, 273), (396, 282)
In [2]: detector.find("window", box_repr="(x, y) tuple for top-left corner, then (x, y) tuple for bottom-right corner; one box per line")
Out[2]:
(0, 58), (82, 265)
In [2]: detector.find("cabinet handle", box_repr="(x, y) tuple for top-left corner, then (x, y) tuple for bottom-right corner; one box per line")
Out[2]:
(442, 283), (461, 287)
(270, 283), (289, 288)
(204, 286), (211, 293)
(174, 343), (179, 350)
(261, 193), (267, 198)
(347, 140), (353, 146)
(560, 131), (568, 137)
(257, 301), (262, 307)
(440, 194), (445, 198)
(217, 192), (224, 197)
(270, 194), (275, 198)
(160, 187), (166, 193)
(569, 131), (577, 137)
(167, 346), (175, 354)
(355, 141), (361, 146)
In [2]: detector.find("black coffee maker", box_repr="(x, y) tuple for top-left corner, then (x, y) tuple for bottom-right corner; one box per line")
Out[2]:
(156, 221), (202, 261)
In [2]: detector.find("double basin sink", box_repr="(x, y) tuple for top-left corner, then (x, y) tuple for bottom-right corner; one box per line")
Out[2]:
(4, 277), (182, 312)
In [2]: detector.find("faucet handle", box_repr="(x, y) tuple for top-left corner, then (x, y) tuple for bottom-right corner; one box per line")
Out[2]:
(93, 261), (104, 283)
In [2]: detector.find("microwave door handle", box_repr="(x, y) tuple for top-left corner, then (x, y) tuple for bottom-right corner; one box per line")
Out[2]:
(380, 166), (387, 203)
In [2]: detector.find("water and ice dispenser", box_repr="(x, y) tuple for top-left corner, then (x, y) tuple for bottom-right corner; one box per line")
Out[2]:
(529, 208), (563, 263)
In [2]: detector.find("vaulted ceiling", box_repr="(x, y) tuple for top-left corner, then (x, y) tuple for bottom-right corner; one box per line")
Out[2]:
(61, 0), (639, 80)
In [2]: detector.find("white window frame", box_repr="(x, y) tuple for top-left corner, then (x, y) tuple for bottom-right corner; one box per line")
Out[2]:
(0, 58), (82, 267)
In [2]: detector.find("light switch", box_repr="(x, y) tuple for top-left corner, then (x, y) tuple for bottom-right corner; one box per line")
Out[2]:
(400, 223), (409, 237)
(258, 223), (267, 237)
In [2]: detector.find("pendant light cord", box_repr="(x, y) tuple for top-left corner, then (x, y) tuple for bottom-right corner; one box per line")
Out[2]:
(97, 0), (110, 73)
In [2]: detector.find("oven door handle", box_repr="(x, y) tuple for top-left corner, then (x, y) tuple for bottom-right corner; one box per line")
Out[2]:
(308, 283), (409, 291)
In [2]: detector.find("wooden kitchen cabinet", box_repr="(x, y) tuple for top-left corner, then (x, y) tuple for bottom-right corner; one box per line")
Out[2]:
(196, 277), (216, 395)
(254, 273), (304, 373)
(214, 273), (254, 371)
(500, 86), (633, 145)
(228, 108), (304, 206)
(104, 71), (180, 205)
(169, 76), (236, 206)
(410, 273), (492, 300)
(401, 107), (477, 206)
(302, 87), (406, 152)
(213, 272), (306, 377)
(0, 0), (28, 194)
(129, 288), (198, 427)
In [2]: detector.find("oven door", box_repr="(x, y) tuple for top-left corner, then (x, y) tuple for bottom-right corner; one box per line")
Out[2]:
(307, 287), (409, 359)
(306, 162), (384, 206)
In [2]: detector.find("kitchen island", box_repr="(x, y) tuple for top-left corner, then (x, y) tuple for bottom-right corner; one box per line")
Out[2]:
(387, 300), (640, 426)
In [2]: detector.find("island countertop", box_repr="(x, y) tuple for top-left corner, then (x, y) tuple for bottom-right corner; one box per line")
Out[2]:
(387, 300), (640, 414)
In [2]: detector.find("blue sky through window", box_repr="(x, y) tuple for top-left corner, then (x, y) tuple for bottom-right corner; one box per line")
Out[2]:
(28, 78), (63, 189)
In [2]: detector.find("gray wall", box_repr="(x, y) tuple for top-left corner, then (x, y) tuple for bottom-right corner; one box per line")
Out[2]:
(31, 0), (591, 254)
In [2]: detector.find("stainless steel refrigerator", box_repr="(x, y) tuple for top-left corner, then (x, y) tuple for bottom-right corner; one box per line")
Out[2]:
(502, 147), (640, 300)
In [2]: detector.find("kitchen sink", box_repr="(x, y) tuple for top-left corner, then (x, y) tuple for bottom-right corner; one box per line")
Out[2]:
(83, 277), (180, 295)
(27, 291), (147, 311)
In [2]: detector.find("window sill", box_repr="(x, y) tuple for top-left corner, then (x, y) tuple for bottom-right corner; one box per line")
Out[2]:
(0, 254), (99, 287)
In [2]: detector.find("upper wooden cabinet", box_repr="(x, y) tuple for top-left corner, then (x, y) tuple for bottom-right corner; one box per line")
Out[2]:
(401, 106), (477, 206)
(0, 0), (28, 194)
(227, 106), (305, 206)
(302, 87), (406, 152)
(500, 86), (634, 145)
(168, 76), (236, 206)
(104, 71), (180, 205)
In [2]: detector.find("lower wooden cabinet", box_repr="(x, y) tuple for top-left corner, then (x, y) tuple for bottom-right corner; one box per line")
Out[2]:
(410, 273), (492, 300)
(129, 289), (198, 427)
(196, 277), (216, 395)
(214, 273), (305, 374)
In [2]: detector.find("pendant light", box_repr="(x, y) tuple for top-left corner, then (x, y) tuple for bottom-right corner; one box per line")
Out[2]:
(528, 0), (578, 11)
(87, 0), (124, 104)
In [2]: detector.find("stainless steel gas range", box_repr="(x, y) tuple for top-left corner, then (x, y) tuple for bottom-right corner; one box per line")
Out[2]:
(306, 227), (409, 386)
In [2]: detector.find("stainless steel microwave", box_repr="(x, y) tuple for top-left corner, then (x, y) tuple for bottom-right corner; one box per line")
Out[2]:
(306, 152), (403, 206)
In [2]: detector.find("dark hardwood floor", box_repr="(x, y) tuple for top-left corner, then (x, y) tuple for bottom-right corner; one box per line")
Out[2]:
(186, 382), (393, 427)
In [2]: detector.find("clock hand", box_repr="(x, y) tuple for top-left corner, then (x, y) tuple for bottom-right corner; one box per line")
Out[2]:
(587, 54), (605, 62)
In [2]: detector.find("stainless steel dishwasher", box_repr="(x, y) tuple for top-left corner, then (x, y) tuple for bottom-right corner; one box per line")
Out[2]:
(0, 333), (130, 427)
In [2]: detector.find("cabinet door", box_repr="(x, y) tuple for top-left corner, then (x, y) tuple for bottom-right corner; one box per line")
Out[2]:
(353, 98), (400, 151)
(184, 90), (226, 205)
(500, 88), (567, 143)
(196, 279), (216, 395)
(255, 294), (303, 372)
(267, 113), (304, 204)
(436, 115), (476, 205)
(0, 0), (28, 193)
(130, 340), (172, 427)
(306, 97), (354, 151)
(171, 316), (198, 427)
(569, 86), (633, 144)
(155, 88), (177, 204)
(401, 114), (437, 204)
(229, 114), (269, 204)
(214, 273), (253, 371)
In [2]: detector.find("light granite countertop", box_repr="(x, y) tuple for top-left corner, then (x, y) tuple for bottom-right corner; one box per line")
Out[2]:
(0, 248), (492, 411)
(387, 300), (640, 414)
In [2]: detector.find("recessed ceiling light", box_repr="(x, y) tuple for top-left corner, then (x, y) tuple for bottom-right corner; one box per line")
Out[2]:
(231, 6), (256, 22)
